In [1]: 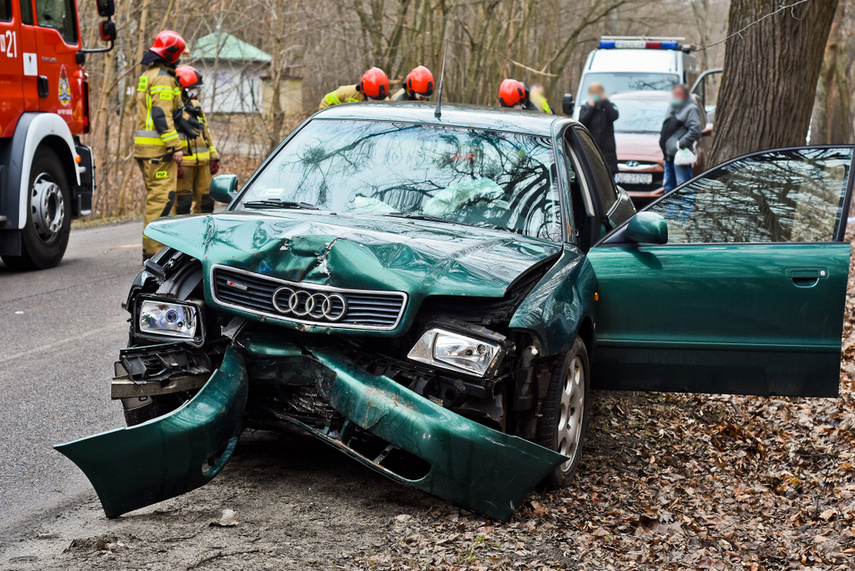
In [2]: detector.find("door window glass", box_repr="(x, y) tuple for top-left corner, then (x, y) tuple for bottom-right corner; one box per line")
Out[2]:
(576, 129), (618, 213)
(649, 147), (852, 243)
(19, 0), (32, 24)
(36, 0), (76, 43)
(1, 0), (10, 20)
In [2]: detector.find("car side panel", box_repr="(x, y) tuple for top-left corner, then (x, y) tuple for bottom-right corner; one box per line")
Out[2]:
(588, 242), (850, 396)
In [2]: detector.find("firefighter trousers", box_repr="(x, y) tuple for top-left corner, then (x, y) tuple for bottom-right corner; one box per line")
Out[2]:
(175, 164), (214, 215)
(137, 158), (177, 257)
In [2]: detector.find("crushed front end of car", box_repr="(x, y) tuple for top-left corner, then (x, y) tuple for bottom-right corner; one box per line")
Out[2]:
(56, 203), (588, 522)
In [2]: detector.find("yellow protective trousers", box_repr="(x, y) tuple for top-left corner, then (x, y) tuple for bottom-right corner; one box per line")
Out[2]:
(137, 157), (177, 256)
(175, 164), (213, 215)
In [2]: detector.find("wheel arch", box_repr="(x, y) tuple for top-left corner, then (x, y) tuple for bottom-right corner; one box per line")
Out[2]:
(576, 316), (595, 358)
(4, 113), (81, 231)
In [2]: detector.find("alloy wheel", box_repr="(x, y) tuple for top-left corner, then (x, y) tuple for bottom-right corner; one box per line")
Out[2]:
(557, 355), (585, 470)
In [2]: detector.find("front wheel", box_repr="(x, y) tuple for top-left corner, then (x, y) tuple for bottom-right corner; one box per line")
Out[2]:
(1, 148), (71, 270)
(535, 337), (590, 488)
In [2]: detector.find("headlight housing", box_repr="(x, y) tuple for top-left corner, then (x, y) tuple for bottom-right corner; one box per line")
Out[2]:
(407, 327), (504, 377)
(135, 297), (204, 346)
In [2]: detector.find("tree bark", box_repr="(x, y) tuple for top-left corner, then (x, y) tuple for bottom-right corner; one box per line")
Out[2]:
(810, 0), (853, 144)
(707, 0), (838, 166)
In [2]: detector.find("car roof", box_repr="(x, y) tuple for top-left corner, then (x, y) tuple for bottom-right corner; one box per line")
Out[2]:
(312, 102), (573, 137)
(610, 91), (672, 101)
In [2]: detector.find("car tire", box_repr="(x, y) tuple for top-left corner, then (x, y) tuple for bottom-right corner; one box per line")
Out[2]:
(535, 336), (590, 489)
(1, 148), (71, 271)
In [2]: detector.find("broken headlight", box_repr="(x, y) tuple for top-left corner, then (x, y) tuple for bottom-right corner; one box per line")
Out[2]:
(135, 297), (204, 346)
(407, 328), (503, 377)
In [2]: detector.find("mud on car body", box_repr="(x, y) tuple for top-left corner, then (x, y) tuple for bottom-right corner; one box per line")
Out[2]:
(57, 104), (855, 522)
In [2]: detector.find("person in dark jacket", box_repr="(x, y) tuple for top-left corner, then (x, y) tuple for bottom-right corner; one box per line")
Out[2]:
(578, 83), (619, 174)
(659, 84), (702, 192)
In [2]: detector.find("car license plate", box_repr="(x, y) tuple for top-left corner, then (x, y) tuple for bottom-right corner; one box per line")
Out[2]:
(615, 172), (653, 185)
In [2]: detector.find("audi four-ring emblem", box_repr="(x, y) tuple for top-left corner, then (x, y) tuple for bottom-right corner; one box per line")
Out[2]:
(271, 287), (347, 321)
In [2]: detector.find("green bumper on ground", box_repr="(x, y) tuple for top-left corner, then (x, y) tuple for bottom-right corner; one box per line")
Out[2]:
(56, 341), (566, 521)
(55, 347), (248, 518)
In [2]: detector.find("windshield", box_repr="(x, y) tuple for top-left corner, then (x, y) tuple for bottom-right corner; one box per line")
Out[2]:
(237, 120), (561, 239)
(579, 72), (680, 97)
(612, 98), (670, 133)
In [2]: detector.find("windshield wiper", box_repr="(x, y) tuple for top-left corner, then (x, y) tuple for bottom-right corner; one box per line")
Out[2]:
(243, 199), (319, 210)
(384, 212), (518, 233)
(384, 212), (452, 223)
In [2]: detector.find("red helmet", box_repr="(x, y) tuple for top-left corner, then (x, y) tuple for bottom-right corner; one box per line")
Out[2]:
(176, 65), (203, 89)
(357, 67), (389, 99)
(150, 30), (186, 64)
(498, 79), (527, 107)
(406, 66), (434, 98)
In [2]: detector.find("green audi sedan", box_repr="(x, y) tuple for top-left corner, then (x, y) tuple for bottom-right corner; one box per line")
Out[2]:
(57, 103), (854, 522)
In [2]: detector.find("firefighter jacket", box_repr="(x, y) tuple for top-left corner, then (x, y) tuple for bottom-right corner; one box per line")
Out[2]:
(319, 85), (365, 110)
(133, 62), (182, 159)
(176, 99), (218, 166)
(530, 92), (553, 114)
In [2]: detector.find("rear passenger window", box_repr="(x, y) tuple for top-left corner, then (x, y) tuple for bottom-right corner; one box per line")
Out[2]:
(36, 0), (76, 43)
(1, 0), (11, 21)
(576, 129), (618, 213)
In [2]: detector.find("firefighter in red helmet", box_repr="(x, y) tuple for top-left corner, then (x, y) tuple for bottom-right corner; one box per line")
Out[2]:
(319, 67), (390, 110)
(392, 66), (434, 101)
(134, 30), (186, 260)
(173, 65), (219, 215)
(497, 79), (543, 112)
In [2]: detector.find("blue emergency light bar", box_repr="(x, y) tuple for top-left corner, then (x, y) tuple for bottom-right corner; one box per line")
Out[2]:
(599, 39), (681, 50)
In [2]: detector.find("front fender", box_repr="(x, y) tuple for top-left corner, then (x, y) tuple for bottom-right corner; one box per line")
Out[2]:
(55, 347), (248, 518)
(509, 246), (596, 355)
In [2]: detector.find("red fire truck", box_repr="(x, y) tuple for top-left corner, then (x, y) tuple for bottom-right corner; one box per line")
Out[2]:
(0, 0), (115, 270)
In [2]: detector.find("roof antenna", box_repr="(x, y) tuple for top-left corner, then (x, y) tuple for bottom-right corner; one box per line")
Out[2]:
(434, 38), (449, 118)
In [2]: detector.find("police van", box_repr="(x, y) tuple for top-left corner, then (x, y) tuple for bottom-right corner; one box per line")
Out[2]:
(569, 37), (700, 118)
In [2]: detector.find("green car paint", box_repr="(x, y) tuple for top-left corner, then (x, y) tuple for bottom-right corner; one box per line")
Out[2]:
(509, 246), (596, 355)
(241, 332), (566, 522)
(58, 335), (565, 522)
(54, 347), (248, 518)
(589, 242), (851, 396)
(54, 102), (854, 525)
(144, 211), (563, 337)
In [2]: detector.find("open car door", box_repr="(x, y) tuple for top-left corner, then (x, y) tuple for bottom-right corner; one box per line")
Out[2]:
(587, 146), (854, 396)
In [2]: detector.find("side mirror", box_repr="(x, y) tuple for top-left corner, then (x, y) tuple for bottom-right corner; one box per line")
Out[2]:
(562, 93), (575, 116)
(99, 20), (117, 42)
(97, 0), (115, 17)
(210, 174), (239, 205)
(625, 212), (668, 244)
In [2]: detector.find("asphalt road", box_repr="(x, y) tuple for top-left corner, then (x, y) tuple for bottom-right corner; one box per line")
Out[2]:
(0, 221), (143, 539)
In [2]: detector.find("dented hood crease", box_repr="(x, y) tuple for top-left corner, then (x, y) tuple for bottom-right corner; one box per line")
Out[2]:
(145, 211), (563, 299)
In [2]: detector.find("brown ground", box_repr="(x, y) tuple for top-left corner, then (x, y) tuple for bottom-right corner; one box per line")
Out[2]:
(2, 247), (854, 570)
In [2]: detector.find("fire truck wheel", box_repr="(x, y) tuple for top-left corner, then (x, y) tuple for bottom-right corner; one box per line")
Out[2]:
(1, 148), (71, 271)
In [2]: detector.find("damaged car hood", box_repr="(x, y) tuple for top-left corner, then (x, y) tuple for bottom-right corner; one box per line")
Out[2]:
(145, 211), (562, 331)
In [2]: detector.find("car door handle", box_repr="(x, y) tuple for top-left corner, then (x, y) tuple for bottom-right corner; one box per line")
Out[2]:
(785, 267), (827, 288)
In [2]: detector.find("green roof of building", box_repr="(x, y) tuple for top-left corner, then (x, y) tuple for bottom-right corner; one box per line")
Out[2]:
(191, 33), (272, 63)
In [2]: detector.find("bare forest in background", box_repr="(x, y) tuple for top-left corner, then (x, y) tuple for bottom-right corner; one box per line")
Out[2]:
(82, 0), (806, 220)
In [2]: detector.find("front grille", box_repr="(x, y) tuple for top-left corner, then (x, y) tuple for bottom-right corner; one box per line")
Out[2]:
(210, 265), (407, 331)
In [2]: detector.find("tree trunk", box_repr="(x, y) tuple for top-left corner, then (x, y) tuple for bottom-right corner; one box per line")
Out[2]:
(707, 0), (838, 166)
(810, 0), (853, 144)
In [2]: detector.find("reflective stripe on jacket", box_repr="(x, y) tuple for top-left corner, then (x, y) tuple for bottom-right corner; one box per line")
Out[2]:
(134, 63), (181, 159)
(319, 85), (365, 110)
(177, 98), (219, 166)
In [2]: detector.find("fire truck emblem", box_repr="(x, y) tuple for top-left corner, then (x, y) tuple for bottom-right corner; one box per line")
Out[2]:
(58, 65), (71, 106)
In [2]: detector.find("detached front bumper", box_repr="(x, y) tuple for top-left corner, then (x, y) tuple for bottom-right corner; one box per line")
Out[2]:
(57, 338), (566, 522)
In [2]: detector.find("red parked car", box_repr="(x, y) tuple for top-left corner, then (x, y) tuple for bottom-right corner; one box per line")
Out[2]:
(611, 91), (711, 207)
